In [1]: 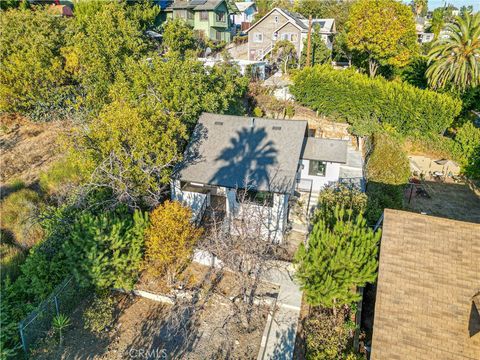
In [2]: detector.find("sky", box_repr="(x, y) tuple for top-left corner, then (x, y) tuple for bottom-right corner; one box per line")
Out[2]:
(403, 0), (480, 11)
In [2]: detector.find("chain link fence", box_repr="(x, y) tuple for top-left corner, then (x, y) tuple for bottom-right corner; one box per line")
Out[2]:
(18, 276), (90, 354)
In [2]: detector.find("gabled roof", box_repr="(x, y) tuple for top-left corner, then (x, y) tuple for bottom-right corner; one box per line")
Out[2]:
(371, 210), (480, 360)
(235, 1), (255, 12)
(175, 113), (308, 193)
(301, 138), (348, 163)
(165, 0), (227, 11)
(246, 7), (307, 33)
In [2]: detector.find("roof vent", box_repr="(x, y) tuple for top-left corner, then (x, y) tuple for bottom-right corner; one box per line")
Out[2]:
(250, 118), (255, 128)
(214, 121), (224, 125)
(272, 126), (282, 130)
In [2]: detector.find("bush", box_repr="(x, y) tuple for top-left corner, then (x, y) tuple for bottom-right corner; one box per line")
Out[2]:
(144, 201), (202, 285)
(83, 292), (116, 334)
(366, 133), (410, 185)
(453, 121), (480, 179)
(290, 65), (462, 136)
(315, 184), (367, 225)
(365, 183), (405, 225)
(0, 189), (44, 249)
(39, 158), (85, 200)
(305, 307), (357, 360)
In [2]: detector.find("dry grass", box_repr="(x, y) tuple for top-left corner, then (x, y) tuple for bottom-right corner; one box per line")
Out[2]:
(0, 114), (71, 187)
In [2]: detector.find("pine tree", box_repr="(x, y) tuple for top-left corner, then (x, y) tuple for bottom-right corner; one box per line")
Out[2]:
(295, 207), (381, 308)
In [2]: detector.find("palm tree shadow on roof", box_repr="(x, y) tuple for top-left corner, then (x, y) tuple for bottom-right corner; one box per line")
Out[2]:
(209, 126), (278, 191)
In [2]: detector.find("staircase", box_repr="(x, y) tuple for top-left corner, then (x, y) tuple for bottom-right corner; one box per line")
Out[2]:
(255, 43), (274, 61)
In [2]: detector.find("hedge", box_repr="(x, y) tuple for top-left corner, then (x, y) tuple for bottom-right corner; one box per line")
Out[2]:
(290, 65), (462, 136)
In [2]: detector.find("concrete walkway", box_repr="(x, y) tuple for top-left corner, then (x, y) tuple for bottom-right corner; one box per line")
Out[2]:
(258, 261), (303, 360)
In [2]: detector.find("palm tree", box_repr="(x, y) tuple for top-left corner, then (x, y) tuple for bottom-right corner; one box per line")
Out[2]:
(426, 12), (480, 92)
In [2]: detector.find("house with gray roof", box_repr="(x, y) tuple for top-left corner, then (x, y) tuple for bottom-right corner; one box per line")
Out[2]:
(171, 113), (353, 242)
(245, 8), (335, 61)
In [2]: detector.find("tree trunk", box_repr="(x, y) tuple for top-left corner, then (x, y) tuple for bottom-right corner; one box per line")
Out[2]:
(368, 58), (378, 78)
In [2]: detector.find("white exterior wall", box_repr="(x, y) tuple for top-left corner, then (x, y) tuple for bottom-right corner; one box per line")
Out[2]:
(171, 180), (208, 222)
(299, 159), (340, 193)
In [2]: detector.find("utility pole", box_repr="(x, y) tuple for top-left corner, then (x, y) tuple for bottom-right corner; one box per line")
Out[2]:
(306, 15), (312, 67)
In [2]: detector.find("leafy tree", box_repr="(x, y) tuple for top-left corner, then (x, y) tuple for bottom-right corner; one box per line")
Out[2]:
(63, 207), (147, 290)
(426, 12), (480, 92)
(460, 5), (474, 17)
(162, 18), (198, 56)
(346, 0), (418, 77)
(271, 40), (297, 74)
(400, 56), (429, 88)
(144, 201), (202, 285)
(63, 0), (158, 114)
(294, 0), (353, 32)
(70, 89), (187, 209)
(295, 207), (381, 308)
(300, 25), (332, 67)
(429, 7), (445, 38)
(411, 0), (427, 17)
(315, 184), (367, 226)
(0, 7), (73, 120)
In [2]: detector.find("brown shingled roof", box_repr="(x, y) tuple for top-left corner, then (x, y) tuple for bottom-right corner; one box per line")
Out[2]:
(371, 209), (480, 360)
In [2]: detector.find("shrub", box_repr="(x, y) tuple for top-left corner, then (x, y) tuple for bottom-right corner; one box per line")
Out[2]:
(305, 307), (357, 360)
(0, 189), (44, 249)
(83, 292), (116, 334)
(454, 121), (480, 179)
(290, 65), (462, 136)
(39, 158), (85, 200)
(365, 183), (405, 225)
(315, 184), (367, 226)
(144, 201), (202, 285)
(253, 106), (264, 117)
(366, 133), (410, 185)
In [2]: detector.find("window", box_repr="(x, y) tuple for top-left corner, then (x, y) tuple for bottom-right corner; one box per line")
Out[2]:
(253, 33), (263, 42)
(236, 189), (274, 207)
(174, 10), (187, 19)
(216, 11), (225, 22)
(216, 30), (222, 41)
(200, 11), (208, 21)
(308, 160), (327, 177)
(281, 33), (289, 41)
(187, 11), (194, 20)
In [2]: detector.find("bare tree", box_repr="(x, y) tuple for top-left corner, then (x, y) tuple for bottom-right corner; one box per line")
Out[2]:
(199, 187), (286, 331)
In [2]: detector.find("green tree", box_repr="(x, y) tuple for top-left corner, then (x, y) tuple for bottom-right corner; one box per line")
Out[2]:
(162, 18), (198, 56)
(63, 207), (147, 290)
(429, 7), (445, 38)
(295, 207), (381, 308)
(346, 0), (418, 77)
(294, 0), (353, 32)
(271, 40), (298, 74)
(412, 0), (428, 16)
(0, 7), (73, 120)
(63, 0), (158, 114)
(426, 12), (480, 92)
(300, 25), (332, 67)
(454, 121), (480, 179)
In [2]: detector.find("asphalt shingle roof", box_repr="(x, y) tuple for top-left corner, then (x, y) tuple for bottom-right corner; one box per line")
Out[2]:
(371, 209), (480, 360)
(176, 113), (308, 193)
(301, 138), (348, 163)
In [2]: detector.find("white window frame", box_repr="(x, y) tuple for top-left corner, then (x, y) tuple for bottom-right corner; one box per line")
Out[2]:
(253, 33), (263, 43)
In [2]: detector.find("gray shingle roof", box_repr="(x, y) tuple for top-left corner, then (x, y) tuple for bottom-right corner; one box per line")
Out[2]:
(301, 138), (348, 163)
(176, 113), (308, 193)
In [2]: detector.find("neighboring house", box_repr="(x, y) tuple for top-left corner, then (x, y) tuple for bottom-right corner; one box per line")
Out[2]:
(171, 113), (352, 242)
(161, 0), (238, 42)
(234, 1), (257, 31)
(198, 57), (267, 79)
(415, 16), (434, 43)
(246, 8), (335, 61)
(371, 209), (480, 360)
(417, 32), (434, 43)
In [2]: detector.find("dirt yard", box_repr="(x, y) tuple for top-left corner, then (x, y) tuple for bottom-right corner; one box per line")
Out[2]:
(405, 180), (480, 223)
(33, 263), (275, 360)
